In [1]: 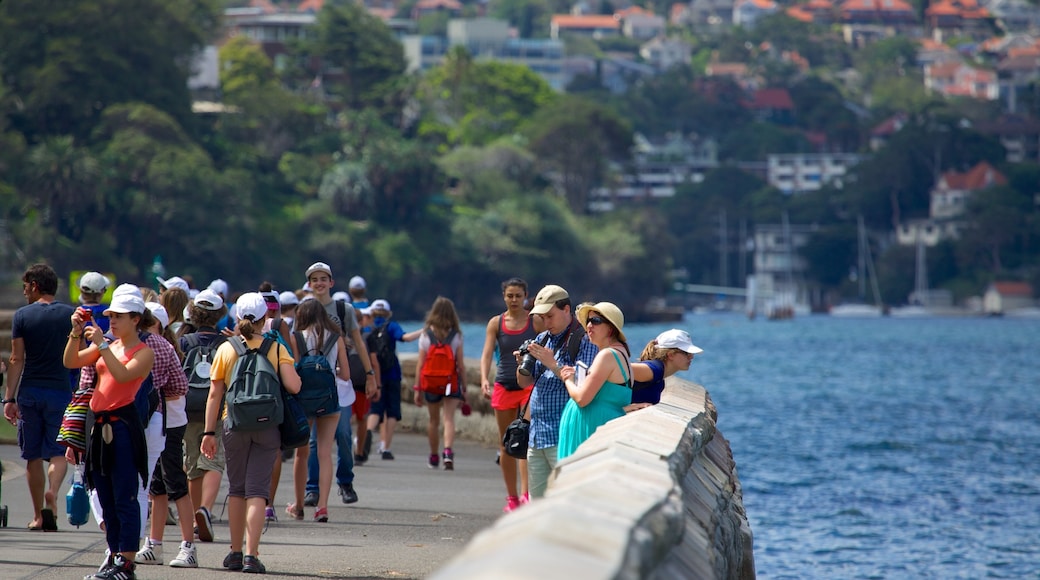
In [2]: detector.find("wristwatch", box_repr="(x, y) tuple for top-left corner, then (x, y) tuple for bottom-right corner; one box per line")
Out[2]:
(97, 341), (110, 351)
(1, 398), (15, 404)
(366, 370), (375, 376)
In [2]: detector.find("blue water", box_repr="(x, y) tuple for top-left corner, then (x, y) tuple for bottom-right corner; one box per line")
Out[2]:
(402, 314), (1040, 578)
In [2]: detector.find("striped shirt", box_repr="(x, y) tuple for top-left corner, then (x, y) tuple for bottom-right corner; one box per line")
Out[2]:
(527, 325), (598, 450)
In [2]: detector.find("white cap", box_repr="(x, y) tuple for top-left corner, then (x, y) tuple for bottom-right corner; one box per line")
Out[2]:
(370, 299), (391, 312)
(79, 272), (110, 294)
(279, 291), (299, 306)
(112, 283), (143, 299)
(235, 292), (268, 322)
(194, 289), (224, 311)
(158, 276), (189, 292)
(104, 294), (146, 316)
(208, 278), (228, 296)
(332, 291), (349, 303)
(656, 329), (703, 355)
(348, 276), (366, 290)
(305, 262), (332, 279)
(145, 302), (170, 329)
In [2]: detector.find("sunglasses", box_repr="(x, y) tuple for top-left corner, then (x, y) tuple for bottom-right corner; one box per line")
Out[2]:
(586, 315), (607, 325)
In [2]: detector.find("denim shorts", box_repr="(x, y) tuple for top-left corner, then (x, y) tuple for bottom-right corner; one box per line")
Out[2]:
(17, 386), (72, 461)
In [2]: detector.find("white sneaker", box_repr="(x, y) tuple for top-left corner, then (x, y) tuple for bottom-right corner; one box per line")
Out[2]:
(134, 539), (163, 565)
(169, 541), (198, 568)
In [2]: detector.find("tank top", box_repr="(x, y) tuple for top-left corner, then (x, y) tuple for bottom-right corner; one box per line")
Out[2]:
(494, 313), (537, 389)
(91, 341), (149, 412)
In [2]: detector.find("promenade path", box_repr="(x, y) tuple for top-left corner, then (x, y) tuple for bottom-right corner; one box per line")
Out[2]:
(0, 431), (503, 579)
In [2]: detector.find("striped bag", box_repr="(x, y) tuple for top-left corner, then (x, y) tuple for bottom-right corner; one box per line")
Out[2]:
(58, 366), (97, 453)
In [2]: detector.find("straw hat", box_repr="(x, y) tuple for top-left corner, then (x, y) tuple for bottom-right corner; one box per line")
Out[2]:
(576, 302), (626, 342)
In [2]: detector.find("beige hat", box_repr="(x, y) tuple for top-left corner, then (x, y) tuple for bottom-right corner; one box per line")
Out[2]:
(529, 285), (569, 315)
(576, 301), (626, 342)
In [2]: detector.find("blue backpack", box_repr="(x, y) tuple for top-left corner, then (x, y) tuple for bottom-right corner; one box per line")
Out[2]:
(133, 331), (161, 429)
(293, 331), (339, 417)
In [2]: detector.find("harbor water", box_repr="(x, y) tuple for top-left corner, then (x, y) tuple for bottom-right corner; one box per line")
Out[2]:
(401, 314), (1040, 578)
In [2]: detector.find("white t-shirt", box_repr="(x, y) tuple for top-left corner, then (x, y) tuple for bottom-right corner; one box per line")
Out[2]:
(164, 396), (188, 429)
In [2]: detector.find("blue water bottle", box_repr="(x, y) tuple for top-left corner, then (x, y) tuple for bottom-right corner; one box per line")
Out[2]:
(66, 465), (90, 527)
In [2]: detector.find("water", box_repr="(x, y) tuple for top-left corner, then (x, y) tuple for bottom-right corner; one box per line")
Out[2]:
(401, 314), (1040, 578)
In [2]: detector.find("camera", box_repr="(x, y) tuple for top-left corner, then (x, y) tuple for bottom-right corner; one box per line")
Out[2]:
(78, 307), (92, 321)
(517, 335), (549, 377)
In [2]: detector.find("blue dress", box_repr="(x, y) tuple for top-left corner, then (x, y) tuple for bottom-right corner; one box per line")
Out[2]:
(557, 349), (631, 460)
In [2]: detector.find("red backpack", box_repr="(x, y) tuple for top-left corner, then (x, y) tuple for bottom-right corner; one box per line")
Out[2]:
(420, 328), (458, 395)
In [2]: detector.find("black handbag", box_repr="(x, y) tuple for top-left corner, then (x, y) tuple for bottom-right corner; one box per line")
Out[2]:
(280, 390), (310, 450)
(502, 403), (530, 459)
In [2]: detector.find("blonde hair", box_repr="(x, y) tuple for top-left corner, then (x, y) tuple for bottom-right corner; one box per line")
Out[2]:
(237, 318), (258, 339)
(638, 340), (683, 362)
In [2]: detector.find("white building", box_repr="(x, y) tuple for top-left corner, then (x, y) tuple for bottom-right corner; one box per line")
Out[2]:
(639, 37), (693, 71)
(767, 153), (863, 194)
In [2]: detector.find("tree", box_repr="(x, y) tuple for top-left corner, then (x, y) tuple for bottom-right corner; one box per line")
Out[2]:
(523, 96), (633, 214)
(489, 0), (553, 38)
(957, 185), (1032, 272)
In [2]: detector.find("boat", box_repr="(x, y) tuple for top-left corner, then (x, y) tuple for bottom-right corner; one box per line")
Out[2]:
(830, 216), (883, 318)
(889, 233), (970, 317)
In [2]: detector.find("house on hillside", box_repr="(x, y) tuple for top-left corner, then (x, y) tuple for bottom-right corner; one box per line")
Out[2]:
(550, 14), (620, 39)
(767, 153), (863, 193)
(411, 0), (463, 20)
(840, 0), (918, 47)
(640, 36), (693, 70)
(896, 161), (1008, 245)
(987, 0), (1040, 32)
(925, 0), (995, 43)
(616, 6), (667, 39)
(983, 281), (1034, 314)
(690, 0), (736, 27)
(746, 87), (795, 123)
(869, 113), (908, 151)
(786, 0), (838, 25)
(733, 0), (779, 27)
(975, 114), (1040, 162)
(924, 60), (999, 99)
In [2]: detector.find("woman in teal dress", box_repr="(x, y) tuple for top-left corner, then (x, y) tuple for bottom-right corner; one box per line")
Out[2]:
(557, 302), (632, 460)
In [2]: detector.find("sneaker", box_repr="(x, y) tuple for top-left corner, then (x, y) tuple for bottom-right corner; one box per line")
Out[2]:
(194, 507), (214, 543)
(503, 496), (521, 513)
(223, 550), (243, 571)
(265, 506), (278, 522)
(354, 453), (367, 465)
(314, 507), (329, 523)
(87, 551), (113, 579)
(285, 503), (304, 520)
(443, 447), (454, 471)
(520, 492), (530, 505)
(169, 541), (198, 568)
(242, 554), (266, 574)
(134, 540), (163, 565)
(339, 483), (358, 504)
(381, 450), (394, 460)
(303, 491), (319, 507)
(427, 453), (439, 469)
(92, 554), (136, 580)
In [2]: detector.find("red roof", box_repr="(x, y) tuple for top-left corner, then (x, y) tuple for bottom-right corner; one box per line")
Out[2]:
(992, 281), (1033, 297)
(551, 14), (620, 29)
(296, 0), (324, 12)
(787, 6), (815, 21)
(940, 161), (1007, 191)
(414, 0), (463, 10)
(842, 0), (913, 12)
(748, 88), (795, 110)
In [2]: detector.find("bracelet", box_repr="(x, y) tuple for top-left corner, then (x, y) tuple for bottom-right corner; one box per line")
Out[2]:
(1, 398), (14, 404)
(202, 431), (216, 437)
(97, 341), (110, 351)
(69, 333), (81, 339)
(366, 370), (375, 376)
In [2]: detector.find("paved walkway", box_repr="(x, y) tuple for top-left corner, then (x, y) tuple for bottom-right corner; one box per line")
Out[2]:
(0, 431), (505, 579)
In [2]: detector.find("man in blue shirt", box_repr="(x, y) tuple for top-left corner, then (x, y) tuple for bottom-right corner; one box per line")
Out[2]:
(3, 264), (75, 531)
(516, 285), (597, 499)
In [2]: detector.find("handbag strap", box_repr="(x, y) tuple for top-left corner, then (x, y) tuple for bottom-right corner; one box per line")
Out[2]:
(516, 402), (527, 420)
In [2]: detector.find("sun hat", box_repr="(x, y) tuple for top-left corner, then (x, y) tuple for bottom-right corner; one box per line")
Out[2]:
(208, 278), (228, 296)
(576, 301), (626, 342)
(348, 276), (366, 290)
(279, 291), (300, 306)
(158, 276), (189, 292)
(529, 285), (569, 315)
(145, 302), (170, 329)
(103, 294), (146, 316)
(194, 289), (224, 311)
(79, 272), (110, 294)
(305, 262), (333, 279)
(112, 283), (143, 299)
(235, 292), (268, 322)
(332, 291), (350, 303)
(370, 299), (391, 312)
(656, 329), (703, 355)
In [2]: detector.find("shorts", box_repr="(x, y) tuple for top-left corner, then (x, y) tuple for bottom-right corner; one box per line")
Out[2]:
(423, 388), (465, 405)
(352, 390), (370, 422)
(491, 382), (533, 411)
(183, 420), (225, 479)
(222, 424), (280, 502)
(16, 386), (71, 461)
(149, 425), (189, 501)
(368, 380), (401, 422)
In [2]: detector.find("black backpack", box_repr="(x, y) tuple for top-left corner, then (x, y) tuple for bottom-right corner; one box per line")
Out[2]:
(367, 321), (396, 371)
(181, 332), (227, 422)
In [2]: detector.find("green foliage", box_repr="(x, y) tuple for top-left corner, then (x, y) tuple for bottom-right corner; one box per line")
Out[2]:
(489, 0), (553, 38)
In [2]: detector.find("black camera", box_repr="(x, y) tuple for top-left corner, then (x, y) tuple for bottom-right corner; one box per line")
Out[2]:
(517, 335), (548, 377)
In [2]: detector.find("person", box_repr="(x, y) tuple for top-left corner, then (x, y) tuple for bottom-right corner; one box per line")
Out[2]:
(201, 293), (301, 574)
(78, 271), (111, 333)
(63, 293), (155, 580)
(414, 297), (466, 470)
(348, 276), (369, 310)
(178, 289), (228, 543)
(557, 302), (632, 460)
(159, 287), (189, 337)
(279, 291), (299, 328)
(135, 302), (199, 568)
(516, 285), (597, 499)
(365, 299), (419, 460)
(630, 329), (703, 408)
(3, 264), (76, 532)
(287, 299), (351, 522)
(208, 279), (234, 333)
(479, 278), (537, 511)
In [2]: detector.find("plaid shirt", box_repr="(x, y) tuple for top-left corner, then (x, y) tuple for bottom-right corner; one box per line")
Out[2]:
(145, 333), (188, 399)
(528, 325), (598, 450)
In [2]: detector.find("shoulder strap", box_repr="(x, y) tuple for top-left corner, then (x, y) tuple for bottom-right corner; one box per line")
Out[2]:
(181, 333), (202, 351)
(608, 349), (631, 387)
(336, 300), (348, 334)
(425, 327), (437, 344)
(567, 324), (586, 362)
(444, 329), (457, 346)
(321, 333), (338, 357)
(259, 337), (275, 357)
(294, 331), (308, 356)
(229, 336), (247, 357)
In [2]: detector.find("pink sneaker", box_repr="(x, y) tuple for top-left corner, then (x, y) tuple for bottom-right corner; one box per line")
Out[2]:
(503, 496), (521, 513)
(520, 492), (530, 505)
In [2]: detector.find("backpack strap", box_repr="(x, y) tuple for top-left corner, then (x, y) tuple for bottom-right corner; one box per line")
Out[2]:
(320, 333), (338, 358)
(567, 324), (586, 363)
(229, 336), (248, 357)
(335, 300), (348, 334)
(425, 327), (437, 344)
(294, 331), (309, 357)
(259, 337), (276, 357)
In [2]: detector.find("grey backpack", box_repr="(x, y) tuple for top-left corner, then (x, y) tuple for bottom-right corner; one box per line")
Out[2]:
(225, 337), (284, 431)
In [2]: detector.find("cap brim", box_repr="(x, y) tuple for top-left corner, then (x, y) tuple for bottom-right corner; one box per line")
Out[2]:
(683, 344), (704, 355)
(529, 303), (553, 315)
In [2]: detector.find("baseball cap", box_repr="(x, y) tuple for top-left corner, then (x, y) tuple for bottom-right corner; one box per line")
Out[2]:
(656, 329), (703, 355)
(279, 291), (299, 306)
(194, 289), (224, 311)
(370, 299), (391, 312)
(529, 285), (569, 315)
(305, 262), (333, 279)
(79, 272), (110, 294)
(208, 278), (228, 296)
(332, 291), (349, 303)
(104, 294), (146, 316)
(112, 283), (143, 299)
(145, 302), (170, 329)
(158, 276), (189, 292)
(235, 292), (268, 322)
(261, 291), (280, 311)
(348, 276), (366, 290)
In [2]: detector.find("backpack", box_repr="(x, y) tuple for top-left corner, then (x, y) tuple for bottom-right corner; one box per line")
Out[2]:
(294, 331), (339, 417)
(225, 337), (284, 431)
(368, 321), (396, 371)
(419, 328), (458, 395)
(132, 332), (161, 429)
(181, 332), (227, 422)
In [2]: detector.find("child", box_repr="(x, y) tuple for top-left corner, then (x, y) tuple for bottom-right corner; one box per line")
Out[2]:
(364, 300), (418, 460)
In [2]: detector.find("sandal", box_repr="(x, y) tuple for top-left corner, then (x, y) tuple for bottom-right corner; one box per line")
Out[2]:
(314, 507), (328, 523)
(40, 508), (58, 532)
(285, 503), (304, 521)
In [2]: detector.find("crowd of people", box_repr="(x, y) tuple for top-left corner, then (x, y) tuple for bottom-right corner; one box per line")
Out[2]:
(2, 263), (703, 578)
